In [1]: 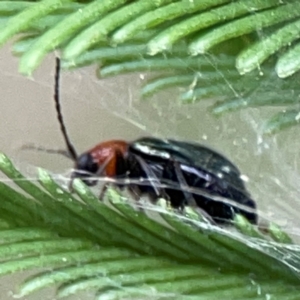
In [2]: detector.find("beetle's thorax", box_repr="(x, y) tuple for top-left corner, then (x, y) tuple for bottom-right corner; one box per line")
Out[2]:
(88, 140), (129, 176)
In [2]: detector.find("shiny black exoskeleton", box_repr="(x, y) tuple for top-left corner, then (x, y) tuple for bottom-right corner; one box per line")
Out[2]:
(112, 137), (257, 224)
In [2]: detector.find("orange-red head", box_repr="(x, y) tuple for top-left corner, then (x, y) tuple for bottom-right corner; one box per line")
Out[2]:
(73, 140), (129, 185)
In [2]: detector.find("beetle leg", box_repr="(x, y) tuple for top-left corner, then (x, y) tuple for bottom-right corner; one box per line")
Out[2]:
(94, 154), (115, 201)
(128, 186), (141, 201)
(147, 188), (170, 204)
(68, 172), (75, 193)
(132, 154), (163, 197)
(99, 183), (109, 200)
(98, 149), (128, 201)
(166, 159), (197, 208)
(174, 160), (196, 206)
(126, 153), (172, 211)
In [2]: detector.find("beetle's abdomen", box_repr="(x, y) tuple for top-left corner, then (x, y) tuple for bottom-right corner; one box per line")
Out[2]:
(128, 137), (257, 224)
(162, 162), (257, 223)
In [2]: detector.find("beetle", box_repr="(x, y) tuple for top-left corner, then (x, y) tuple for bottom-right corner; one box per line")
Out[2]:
(41, 58), (257, 224)
(74, 137), (257, 224)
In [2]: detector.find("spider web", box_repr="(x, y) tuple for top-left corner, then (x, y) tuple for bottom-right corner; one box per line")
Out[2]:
(75, 56), (300, 231)
(2, 46), (299, 228)
(2, 35), (300, 281)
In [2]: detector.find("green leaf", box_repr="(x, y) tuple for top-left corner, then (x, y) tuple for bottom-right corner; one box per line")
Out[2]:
(237, 19), (300, 75)
(19, 0), (130, 75)
(3, 0), (300, 132)
(262, 109), (300, 134)
(149, 0), (280, 55)
(0, 0), (71, 48)
(276, 42), (300, 78)
(63, 0), (174, 60)
(189, 2), (300, 55)
(0, 152), (300, 298)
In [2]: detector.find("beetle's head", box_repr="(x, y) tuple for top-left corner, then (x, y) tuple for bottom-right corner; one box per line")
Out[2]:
(73, 152), (99, 186)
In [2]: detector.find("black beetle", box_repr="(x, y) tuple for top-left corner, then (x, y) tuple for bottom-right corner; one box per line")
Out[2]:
(49, 58), (258, 225)
(73, 137), (257, 224)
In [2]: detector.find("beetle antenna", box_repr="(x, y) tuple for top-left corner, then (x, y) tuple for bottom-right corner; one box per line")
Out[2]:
(20, 144), (72, 159)
(54, 57), (78, 161)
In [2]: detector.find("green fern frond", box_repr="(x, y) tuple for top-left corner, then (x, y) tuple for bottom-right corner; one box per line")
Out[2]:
(0, 0), (298, 75)
(0, 152), (300, 299)
(2, 0), (300, 133)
